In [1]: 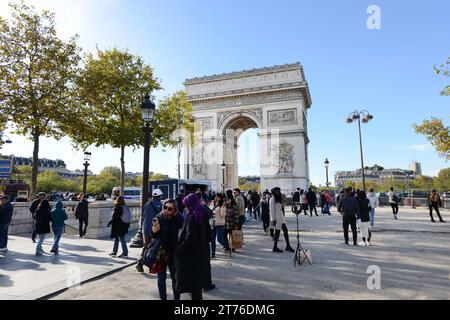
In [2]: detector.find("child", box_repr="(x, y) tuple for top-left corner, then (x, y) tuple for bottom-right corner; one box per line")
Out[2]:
(50, 200), (68, 254)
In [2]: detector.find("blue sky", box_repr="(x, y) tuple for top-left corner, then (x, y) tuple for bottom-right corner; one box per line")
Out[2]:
(1, 0), (449, 186)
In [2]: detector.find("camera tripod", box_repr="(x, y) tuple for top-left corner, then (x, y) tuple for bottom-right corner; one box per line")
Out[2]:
(293, 211), (312, 267)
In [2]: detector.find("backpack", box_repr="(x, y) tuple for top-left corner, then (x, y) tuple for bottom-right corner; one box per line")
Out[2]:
(393, 194), (400, 203)
(121, 205), (133, 224)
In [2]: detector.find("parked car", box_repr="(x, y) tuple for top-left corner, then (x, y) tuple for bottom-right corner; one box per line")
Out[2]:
(441, 192), (450, 199)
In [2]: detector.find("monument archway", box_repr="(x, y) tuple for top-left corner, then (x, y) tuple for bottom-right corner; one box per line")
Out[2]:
(184, 62), (312, 195)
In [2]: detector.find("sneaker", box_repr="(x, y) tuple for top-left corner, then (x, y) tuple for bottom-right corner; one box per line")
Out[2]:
(285, 247), (295, 252)
(210, 256), (217, 260)
(35, 251), (43, 257)
(394, 215), (398, 220)
(0, 247), (7, 252)
(32, 239), (36, 243)
(136, 264), (144, 273)
(273, 248), (283, 253)
(109, 252), (117, 257)
(367, 242), (371, 246)
(353, 243), (358, 246)
(358, 242), (367, 247)
(118, 253), (128, 258)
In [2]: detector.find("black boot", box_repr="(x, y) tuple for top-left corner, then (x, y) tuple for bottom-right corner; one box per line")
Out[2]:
(270, 228), (274, 239)
(282, 224), (294, 252)
(272, 230), (283, 252)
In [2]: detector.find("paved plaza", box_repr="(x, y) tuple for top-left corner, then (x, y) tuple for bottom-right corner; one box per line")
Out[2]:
(1, 206), (449, 300)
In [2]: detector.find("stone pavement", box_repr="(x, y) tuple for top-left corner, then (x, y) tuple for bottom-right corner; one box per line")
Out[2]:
(45, 207), (450, 300)
(0, 233), (140, 300)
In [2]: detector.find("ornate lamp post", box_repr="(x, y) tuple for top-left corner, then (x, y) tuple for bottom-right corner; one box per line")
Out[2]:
(346, 110), (374, 191)
(221, 161), (226, 194)
(82, 151), (91, 195)
(130, 94), (156, 248)
(186, 116), (195, 180)
(324, 158), (330, 188)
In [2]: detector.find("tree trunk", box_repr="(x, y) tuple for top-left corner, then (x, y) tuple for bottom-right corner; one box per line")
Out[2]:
(177, 143), (181, 179)
(30, 133), (40, 200)
(120, 145), (125, 195)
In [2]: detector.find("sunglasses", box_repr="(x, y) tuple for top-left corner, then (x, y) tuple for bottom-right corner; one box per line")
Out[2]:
(164, 206), (175, 212)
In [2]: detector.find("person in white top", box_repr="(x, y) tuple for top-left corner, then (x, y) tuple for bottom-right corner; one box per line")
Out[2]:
(211, 193), (229, 257)
(387, 187), (399, 220)
(366, 188), (379, 228)
(269, 187), (294, 253)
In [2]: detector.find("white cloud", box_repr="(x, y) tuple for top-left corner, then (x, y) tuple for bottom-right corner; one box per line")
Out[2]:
(392, 144), (431, 151)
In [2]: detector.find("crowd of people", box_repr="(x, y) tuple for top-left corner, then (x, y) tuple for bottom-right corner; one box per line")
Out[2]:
(0, 185), (447, 299)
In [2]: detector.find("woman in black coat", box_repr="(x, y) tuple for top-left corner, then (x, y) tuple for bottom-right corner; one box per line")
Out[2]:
(35, 199), (52, 256)
(175, 193), (208, 300)
(107, 196), (130, 257)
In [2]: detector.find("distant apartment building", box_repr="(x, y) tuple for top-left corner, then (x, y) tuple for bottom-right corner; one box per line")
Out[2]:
(409, 162), (422, 176)
(2, 155), (92, 179)
(334, 165), (416, 187)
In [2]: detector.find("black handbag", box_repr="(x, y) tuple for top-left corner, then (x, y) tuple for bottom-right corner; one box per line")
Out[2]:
(142, 237), (161, 268)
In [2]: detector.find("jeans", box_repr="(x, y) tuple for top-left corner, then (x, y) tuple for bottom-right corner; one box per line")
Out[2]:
(157, 258), (179, 300)
(369, 208), (375, 227)
(309, 204), (317, 215)
(323, 203), (330, 214)
(252, 206), (261, 220)
(112, 235), (128, 255)
(0, 223), (10, 248)
(36, 233), (46, 253)
(79, 217), (88, 237)
(342, 215), (357, 244)
(31, 219), (37, 241)
(210, 226), (216, 257)
(215, 225), (228, 250)
(52, 225), (64, 251)
(390, 203), (399, 215)
(238, 215), (246, 230)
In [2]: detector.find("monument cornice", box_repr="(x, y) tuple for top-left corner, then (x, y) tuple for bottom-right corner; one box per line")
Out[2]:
(189, 87), (311, 110)
(184, 62), (303, 85)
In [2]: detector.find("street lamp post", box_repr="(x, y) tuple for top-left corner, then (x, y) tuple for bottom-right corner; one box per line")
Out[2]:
(346, 110), (373, 192)
(186, 116), (195, 180)
(82, 151), (91, 195)
(324, 158), (330, 188)
(221, 161), (226, 194)
(130, 94), (156, 248)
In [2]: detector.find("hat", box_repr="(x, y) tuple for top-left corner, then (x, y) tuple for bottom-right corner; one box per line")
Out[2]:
(38, 192), (46, 197)
(152, 189), (163, 197)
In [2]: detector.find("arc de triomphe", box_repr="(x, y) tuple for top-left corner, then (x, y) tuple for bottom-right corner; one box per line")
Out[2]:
(184, 62), (312, 194)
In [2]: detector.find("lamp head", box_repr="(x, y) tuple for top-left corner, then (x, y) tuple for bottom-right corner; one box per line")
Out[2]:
(84, 151), (92, 161)
(324, 158), (329, 167)
(346, 117), (353, 124)
(141, 94), (156, 123)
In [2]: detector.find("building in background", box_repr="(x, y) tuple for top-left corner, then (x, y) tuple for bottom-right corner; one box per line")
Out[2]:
(409, 161), (422, 176)
(2, 154), (92, 179)
(335, 164), (416, 188)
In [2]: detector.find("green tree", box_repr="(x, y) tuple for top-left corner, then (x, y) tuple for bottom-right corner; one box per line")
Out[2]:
(0, 2), (81, 197)
(434, 57), (450, 96)
(411, 175), (434, 191)
(153, 91), (193, 179)
(414, 117), (450, 160)
(100, 166), (121, 179)
(433, 168), (450, 191)
(71, 48), (160, 194)
(11, 165), (32, 183)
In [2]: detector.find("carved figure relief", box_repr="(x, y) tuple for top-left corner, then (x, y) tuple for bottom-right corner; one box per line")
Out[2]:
(273, 143), (295, 174)
(268, 109), (297, 125)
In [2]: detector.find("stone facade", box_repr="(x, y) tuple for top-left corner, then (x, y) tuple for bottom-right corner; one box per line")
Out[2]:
(184, 63), (312, 194)
(9, 201), (140, 239)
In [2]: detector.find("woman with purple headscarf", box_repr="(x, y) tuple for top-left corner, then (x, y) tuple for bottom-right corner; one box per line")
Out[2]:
(174, 193), (209, 300)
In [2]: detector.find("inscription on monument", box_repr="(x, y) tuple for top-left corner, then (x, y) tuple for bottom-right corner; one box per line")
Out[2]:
(268, 109), (297, 126)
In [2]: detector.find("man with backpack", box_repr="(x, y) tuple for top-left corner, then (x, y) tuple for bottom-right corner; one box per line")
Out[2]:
(136, 189), (163, 273)
(387, 187), (399, 220)
(75, 194), (90, 237)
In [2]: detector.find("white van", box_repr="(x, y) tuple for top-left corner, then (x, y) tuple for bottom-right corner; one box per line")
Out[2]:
(111, 187), (142, 201)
